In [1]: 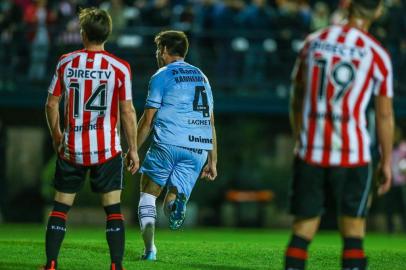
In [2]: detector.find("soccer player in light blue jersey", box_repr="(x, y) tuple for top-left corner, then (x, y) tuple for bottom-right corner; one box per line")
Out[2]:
(136, 30), (218, 261)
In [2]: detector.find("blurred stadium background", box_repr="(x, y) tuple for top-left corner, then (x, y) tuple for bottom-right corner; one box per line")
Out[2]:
(0, 0), (406, 233)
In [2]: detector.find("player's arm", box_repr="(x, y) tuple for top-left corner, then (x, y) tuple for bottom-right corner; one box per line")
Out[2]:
(46, 59), (64, 153)
(201, 113), (217, 181)
(45, 93), (62, 153)
(289, 39), (309, 141)
(137, 71), (164, 148)
(289, 59), (306, 140)
(137, 108), (158, 149)
(375, 95), (394, 195)
(120, 100), (139, 175)
(374, 53), (395, 195)
(119, 63), (139, 175)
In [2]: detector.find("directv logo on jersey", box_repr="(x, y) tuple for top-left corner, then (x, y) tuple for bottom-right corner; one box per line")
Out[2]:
(188, 135), (212, 144)
(310, 40), (366, 58)
(66, 68), (112, 80)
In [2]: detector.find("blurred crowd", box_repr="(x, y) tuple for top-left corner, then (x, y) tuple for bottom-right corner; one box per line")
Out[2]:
(0, 0), (405, 94)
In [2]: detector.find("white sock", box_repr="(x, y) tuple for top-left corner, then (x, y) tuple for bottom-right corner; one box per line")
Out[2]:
(138, 192), (157, 252)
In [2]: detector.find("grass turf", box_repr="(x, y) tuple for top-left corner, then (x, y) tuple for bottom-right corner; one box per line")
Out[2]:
(0, 224), (405, 270)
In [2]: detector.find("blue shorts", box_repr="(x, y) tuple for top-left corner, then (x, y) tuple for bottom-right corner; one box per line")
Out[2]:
(139, 143), (208, 199)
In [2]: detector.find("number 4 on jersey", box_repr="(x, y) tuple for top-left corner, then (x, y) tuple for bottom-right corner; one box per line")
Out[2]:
(193, 86), (210, 118)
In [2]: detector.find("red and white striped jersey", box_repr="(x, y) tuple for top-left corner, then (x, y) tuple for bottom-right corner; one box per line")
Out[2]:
(48, 49), (132, 166)
(293, 25), (393, 167)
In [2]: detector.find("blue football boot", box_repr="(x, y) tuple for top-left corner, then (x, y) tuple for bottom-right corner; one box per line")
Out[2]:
(169, 193), (187, 230)
(141, 249), (157, 261)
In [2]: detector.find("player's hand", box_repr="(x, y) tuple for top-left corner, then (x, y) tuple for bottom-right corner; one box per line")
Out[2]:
(376, 161), (392, 196)
(125, 150), (140, 175)
(201, 162), (217, 181)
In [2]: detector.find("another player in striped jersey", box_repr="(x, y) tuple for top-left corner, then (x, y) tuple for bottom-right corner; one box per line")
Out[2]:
(43, 8), (139, 270)
(285, 1), (394, 270)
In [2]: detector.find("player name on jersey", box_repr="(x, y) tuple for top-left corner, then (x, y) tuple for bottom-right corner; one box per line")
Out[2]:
(72, 123), (104, 132)
(174, 75), (206, 84)
(187, 119), (211, 126)
(309, 112), (350, 122)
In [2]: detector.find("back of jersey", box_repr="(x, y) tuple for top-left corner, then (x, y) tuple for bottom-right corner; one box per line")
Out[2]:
(48, 49), (132, 165)
(294, 25), (393, 167)
(145, 60), (214, 150)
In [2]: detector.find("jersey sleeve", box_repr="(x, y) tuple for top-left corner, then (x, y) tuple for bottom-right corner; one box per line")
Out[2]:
(48, 60), (63, 97)
(119, 62), (133, 101)
(373, 51), (393, 98)
(145, 70), (166, 109)
(291, 39), (310, 85)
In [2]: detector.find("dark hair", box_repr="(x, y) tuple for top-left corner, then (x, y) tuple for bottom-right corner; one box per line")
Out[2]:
(79, 7), (112, 44)
(350, 0), (382, 19)
(154, 30), (189, 58)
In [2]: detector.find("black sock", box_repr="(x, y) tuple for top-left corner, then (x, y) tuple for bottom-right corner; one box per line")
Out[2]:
(285, 234), (310, 270)
(45, 201), (71, 269)
(342, 237), (367, 270)
(104, 203), (125, 270)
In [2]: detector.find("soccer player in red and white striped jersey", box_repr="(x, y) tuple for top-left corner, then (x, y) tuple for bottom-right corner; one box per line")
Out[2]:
(48, 46), (133, 165)
(43, 8), (139, 270)
(285, 1), (394, 270)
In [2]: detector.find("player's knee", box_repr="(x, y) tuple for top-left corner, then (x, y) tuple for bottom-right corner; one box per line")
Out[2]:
(141, 175), (162, 197)
(340, 216), (365, 238)
(54, 191), (76, 206)
(101, 190), (121, 206)
(293, 217), (320, 240)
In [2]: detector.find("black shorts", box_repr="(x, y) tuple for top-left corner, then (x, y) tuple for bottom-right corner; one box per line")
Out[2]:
(53, 154), (124, 194)
(290, 158), (372, 218)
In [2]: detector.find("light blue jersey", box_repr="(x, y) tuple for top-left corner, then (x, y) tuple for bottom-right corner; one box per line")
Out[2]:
(145, 60), (214, 150)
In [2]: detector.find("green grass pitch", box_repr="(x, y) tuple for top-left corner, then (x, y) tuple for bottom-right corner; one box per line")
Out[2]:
(0, 224), (405, 270)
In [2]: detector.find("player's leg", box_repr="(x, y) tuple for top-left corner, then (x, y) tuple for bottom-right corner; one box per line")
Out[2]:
(137, 143), (173, 260)
(45, 192), (76, 270)
(90, 154), (126, 270)
(339, 217), (367, 270)
(337, 164), (372, 270)
(44, 158), (86, 270)
(101, 190), (125, 270)
(163, 187), (177, 218)
(139, 174), (163, 260)
(285, 217), (320, 270)
(284, 158), (325, 270)
(167, 147), (208, 230)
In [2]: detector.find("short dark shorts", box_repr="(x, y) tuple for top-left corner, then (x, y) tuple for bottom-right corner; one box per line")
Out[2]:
(290, 158), (372, 218)
(53, 154), (124, 194)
